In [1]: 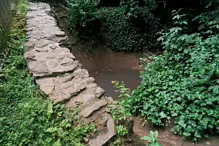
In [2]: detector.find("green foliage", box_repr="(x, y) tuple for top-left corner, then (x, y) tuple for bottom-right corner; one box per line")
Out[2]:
(192, 8), (219, 36)
(116, 125), (128, 137)
(141, 131), (162, 146)
(101, 0), (160, 51)
(0, 26), (8, 53)
(67, 0), (100, 35)
(112, 81), (131, 99)
(200, 0), (219, 8)
(0, 1), (96, 145)
(101, 7), (142, 51)
(111, 80), (133, 117)
(119, 9), (219, 141)
(111, 124), (129, 145)
(109, 81), (133, 145)
(108, 104), (131, 124)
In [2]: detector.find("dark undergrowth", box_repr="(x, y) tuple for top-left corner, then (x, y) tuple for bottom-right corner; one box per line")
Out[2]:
(67, 0), (161, 51)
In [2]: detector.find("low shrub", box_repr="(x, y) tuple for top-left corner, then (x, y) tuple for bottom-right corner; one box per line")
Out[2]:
(101, 0), (160, 51)
(101, 7), (144, 51)
(67, 0), (100, 35)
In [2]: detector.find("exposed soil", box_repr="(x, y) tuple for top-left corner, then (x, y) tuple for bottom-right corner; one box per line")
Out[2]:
(52, 6), (219, 146)
(134, 116), (219, 146)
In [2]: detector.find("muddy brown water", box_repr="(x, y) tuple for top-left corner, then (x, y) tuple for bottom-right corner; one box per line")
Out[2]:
(53, 6), (219, 146)
(71, 44), (141, 97)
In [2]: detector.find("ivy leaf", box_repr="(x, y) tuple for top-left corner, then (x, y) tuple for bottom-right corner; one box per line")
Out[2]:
(150, 142), (163, 146)
(53, 139), (62, 146)
(141, 136), (152, 142)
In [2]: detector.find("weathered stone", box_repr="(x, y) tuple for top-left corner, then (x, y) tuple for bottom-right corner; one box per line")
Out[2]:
(95, 87), (105, 98)
(66, 81), (103, 109)
(27, 59), (79, 77)
(105, 96), (115, 104)
(29, 5), (38, 12)
(35, 39), (51, 48)
(55, 31), (65, 37)
(82, 107), (106, 124)
(49, 43), (57, 50)
(206, 142), (211, 145)
(25, 38), (36, 51)
(66, 92), (96, 108)
(80, 100), (108, 118)
(83, 137), (89, 143)
(25, 48), (78, 77)
(36, 74), (96, 103)
(66, 87), (96, 108)
(27, 28), (33, 31)
(36, 77), (55, 95)
(73, 68), (89, 79)
(88, 113), (116, 146)
(35, 47), (49, 52)
(28, 60), (49, 76)
(95, 112), (109, 125)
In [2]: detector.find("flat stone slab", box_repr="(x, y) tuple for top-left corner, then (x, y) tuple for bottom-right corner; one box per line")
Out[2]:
(36, 69), (91, 102)
(25, 2), (116, 146)
(66, 82), (104, 108)
(88, 113), (116, 146)
(25, 45), (79, 77)
(80, 99), (108, 118)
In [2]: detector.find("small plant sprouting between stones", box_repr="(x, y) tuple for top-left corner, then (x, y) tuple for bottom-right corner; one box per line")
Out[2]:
(112, 125), (129, 146)
(116, 125), (129, 137)
(141, 131), (162, 146)
(108, 104), (131, 124)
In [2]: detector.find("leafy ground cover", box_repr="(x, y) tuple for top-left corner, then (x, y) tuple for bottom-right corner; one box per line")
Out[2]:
(114, 9), (219, 141)
(0, 1), (95, 145)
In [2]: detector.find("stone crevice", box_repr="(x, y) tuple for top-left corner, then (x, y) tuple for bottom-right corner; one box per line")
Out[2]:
(25, 2), (116, 146)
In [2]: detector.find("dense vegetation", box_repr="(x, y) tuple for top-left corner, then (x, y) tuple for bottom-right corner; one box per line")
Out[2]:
(1, 0), (219, 145)
(114, 5), (219, 141)
(67, 0), (160, 51)
(0, 1), (95, 145)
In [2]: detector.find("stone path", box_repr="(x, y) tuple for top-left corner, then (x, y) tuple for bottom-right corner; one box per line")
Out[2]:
(24, 3), (116, 146)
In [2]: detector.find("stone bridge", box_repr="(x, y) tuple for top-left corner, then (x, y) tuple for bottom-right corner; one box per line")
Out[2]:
(24, 3), (116, 146)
